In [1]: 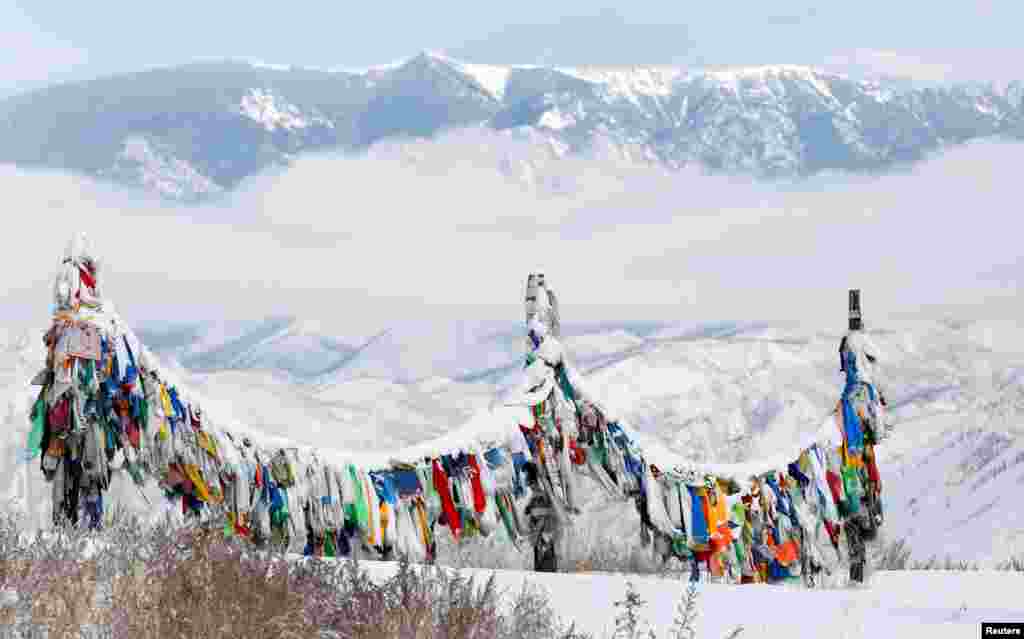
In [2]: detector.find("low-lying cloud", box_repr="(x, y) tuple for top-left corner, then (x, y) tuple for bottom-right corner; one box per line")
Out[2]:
(2, 130), (1022, 338)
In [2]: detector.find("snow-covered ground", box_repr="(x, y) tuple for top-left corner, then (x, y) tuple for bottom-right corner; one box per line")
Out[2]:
(358, 561), (1024, 638)
(2, 310), (1023, 639)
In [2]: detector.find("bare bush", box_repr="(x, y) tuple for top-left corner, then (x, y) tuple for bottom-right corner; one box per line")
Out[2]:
(0, 510), (589, 639)
(438, 532), (530, 572)
(874, 538), (913, 570)
(669, 583), (699, 639)
(0, 511), (117, 637)
(561, 530), (689, 580)
(605, 580), (741, 639)
(912, 556), (979, 571)
(109, 526), (312, 638)
(874, 538), (983, 572)
(321, 553), (589, 639)
(612, 582), (656, 639)
(996, 555), (1024, 571)
(504, 580), (593, 639)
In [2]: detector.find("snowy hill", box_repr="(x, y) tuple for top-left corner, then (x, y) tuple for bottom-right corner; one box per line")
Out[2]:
(122, 316), (1024, 565)
(135, 316), (668, 383)
(131, 318), (669, 447)
(2, 54), (1022, 198)
(7, 314), (1024, 566)
(135, 317), (360, 379)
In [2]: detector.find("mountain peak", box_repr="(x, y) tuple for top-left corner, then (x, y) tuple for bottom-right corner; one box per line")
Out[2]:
(404, 50), (458, 69)
(701, 63), (840, 79)
(392, 51), (511, 100)
(696, 64), (851, 93)
(2, 56), (1022, 200)
(413, 50), (459, 64)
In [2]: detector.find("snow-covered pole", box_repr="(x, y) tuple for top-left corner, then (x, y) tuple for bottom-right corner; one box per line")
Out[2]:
(525, 272), (561, 342)
(53, 231), (105, 315)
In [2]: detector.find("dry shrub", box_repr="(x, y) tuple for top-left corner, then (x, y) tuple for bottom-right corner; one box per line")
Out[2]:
(283, 552), (592, 639)
(0, 508), (312, 639)
(562, 529), (687, 579)
(874, 537), (1011, 572)
(997, 555), (1024, 571)
(109, 527), (312, 639)
(874, 537), (913, 570)
(311, 555), (539, 639)
(27, 559), (106, 633)
(0, 513), (113, 638)
(0, 506), (587, 639)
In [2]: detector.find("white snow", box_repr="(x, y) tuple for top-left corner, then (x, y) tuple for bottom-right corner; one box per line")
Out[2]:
(700, 64), (844, 84)
(975, 99), (995, 116)
(239, 88), (332, 132)
(564, 330), (645, 360)
(699, 65), (841, 107)
(369, 51), (511, 101)
(558, 66), (684, 105)
(356, 562), (1024, 638)
(538, 107), (577, 130)
(457, 62), (512, 101)
(107, 136), (223, 200)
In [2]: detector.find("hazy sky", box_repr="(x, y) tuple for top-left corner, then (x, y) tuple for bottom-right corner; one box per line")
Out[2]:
(3, 1), (1023, 96)
(1, 2), (1022, 336)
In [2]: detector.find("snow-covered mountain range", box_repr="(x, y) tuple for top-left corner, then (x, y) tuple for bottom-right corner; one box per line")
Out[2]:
(2, 53), (1022, 199)
(4, 314), (1023, 564)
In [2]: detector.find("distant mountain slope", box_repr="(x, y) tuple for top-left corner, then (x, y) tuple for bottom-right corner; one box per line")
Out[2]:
(134, 317), (672, 384)
(2, 54), (1022, 199)
(136, 317), (359, 379)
